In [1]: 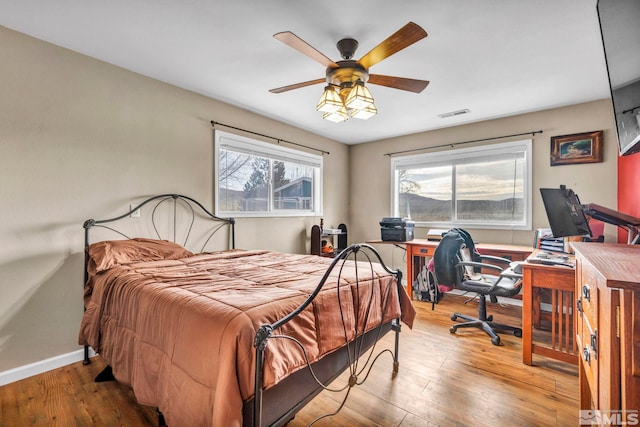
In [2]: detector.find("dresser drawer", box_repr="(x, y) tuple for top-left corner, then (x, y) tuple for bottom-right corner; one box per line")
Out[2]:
(572, 242), (640, 417)
(578, 264), (600, 328)
(577, 315), (599, 404)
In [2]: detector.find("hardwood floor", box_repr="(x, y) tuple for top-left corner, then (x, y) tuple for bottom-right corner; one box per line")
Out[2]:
(0, 294), (578, 426)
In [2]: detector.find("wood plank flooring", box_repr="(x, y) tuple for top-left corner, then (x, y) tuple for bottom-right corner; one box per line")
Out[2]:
(0, 294), (578, 426)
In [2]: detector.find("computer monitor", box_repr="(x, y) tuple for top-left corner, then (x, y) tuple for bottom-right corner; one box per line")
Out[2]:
(540, 186), (592, 238)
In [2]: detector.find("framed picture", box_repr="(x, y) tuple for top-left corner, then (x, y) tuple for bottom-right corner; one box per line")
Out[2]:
(550, 130), (603, 166)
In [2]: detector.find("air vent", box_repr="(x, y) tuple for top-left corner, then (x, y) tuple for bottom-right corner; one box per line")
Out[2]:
(438, 109), (470, 119)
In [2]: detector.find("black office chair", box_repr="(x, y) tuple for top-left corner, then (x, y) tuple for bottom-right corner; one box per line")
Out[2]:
(433, 229), (523, 346)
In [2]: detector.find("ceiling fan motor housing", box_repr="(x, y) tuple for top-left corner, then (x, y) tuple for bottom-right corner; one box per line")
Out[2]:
(326, 60), (369, 88)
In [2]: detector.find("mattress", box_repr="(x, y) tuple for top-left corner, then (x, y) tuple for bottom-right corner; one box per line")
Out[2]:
(79, 247), (414, 426)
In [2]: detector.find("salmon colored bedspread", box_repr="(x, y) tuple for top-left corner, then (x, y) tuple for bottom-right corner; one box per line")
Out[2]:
(79, 249), (415, 427)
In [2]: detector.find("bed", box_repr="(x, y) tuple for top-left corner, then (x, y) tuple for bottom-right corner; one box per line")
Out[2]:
(78, 194), (415, 427)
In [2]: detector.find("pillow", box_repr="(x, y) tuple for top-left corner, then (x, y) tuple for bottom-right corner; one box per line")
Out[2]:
(86, 238), (194, 274)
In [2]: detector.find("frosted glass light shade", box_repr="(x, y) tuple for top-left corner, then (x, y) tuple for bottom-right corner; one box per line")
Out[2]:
(323, 106), (349, 123)
(344, 81), (374, 111)
(316, 86), (343, 113)
(351, 103), (378, 120)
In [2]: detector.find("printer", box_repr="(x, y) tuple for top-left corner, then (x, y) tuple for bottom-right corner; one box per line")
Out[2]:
(380, 217), (415, 241)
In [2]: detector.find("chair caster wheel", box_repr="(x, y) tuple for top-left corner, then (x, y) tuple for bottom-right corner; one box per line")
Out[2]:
(449, 327), (457, 334)
(451, 314), (458, 321)
(487, 315), (493, 322)
(514, 330), (522, 338)
(491, 336), (501, 346)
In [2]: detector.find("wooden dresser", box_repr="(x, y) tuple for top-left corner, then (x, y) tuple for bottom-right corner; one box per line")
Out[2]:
(573, 242), (640, 423)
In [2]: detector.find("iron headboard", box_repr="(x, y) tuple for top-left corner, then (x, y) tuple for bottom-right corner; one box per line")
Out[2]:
(81, 194), (235, 365)
(83, 193), (235, 269)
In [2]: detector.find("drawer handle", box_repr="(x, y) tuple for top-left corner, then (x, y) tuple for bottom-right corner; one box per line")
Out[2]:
(591, 331), (598, 360)
(576, 298), (583, 314)
(582, 285), (590, 302)
(582, 346), (591, 365)
(419, 248), (429, 254)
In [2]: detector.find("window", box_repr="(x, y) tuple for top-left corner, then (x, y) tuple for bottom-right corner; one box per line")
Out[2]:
(214, 130), (323, 217)
(391, 139), (532, 230)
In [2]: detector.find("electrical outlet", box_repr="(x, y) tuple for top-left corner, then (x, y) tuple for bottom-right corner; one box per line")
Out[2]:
(130, 205), (141, 218)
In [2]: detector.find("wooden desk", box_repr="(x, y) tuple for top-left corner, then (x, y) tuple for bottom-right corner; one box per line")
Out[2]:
(522, 250), (578, 366)
(369, 239), (532, 299)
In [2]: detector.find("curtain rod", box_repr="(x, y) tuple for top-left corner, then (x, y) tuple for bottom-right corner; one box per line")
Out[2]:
(210, 120), (330, 155)
(384, 130), (544, 157)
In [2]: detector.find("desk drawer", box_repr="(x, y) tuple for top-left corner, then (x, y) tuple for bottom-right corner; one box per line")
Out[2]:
(411, 246), (435, 257)
(532, 267), (575, 290)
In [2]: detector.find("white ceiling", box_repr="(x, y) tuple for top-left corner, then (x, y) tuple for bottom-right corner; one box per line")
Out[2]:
(1, 0), (611, 145)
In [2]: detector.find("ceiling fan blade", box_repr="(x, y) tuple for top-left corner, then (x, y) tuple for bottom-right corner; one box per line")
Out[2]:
(269, 78), (326, 94)
(368, 74), (430, 93)
(274, 31), (339, 68)
(358, 22), (427, 69)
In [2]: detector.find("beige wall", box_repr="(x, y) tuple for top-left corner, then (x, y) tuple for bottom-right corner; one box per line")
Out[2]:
(0, 27), (348, 372)
(349, 99), (618, 272)
(0, 25), (618, 375)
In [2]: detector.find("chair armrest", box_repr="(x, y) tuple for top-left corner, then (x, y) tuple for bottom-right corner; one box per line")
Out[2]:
(488, 274), (522, 293)
(458, 261), (522, 292)
(500, 269), (523, 280)
(457, 260), (503, 272)
(477, 254), (512, 265)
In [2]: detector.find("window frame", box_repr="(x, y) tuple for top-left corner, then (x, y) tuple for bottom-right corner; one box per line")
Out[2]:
(214, 130), (323, 218)
(390, 139), (532, 230)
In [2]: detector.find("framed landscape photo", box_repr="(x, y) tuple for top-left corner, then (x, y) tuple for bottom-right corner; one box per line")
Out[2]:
(550, 130), (603, 166)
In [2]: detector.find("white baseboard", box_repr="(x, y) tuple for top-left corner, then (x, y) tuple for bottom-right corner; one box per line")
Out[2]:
(0, 347), (96, 387)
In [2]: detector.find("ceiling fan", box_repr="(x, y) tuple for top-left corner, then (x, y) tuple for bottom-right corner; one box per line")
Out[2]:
(269, 22), (429, 122)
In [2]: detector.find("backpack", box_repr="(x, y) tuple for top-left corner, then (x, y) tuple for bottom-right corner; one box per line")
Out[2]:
(413, 258), (443, 310)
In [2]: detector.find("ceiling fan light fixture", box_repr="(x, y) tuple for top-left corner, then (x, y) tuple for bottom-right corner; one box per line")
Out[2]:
(351, 103), (378, 120)
(271, 23), (429, 123)
(322, 105), (350, 123)
(344, 81), (375, 111)
(315, 86), (343, 113)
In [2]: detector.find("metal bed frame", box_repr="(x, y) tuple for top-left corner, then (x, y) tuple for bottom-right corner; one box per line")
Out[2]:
(250, 243), (403, 427)
(81, 194), (404, 427)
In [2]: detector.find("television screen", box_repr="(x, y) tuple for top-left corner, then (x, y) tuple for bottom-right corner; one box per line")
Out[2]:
(597, 0), (640, 156)
(540, 187), (592, 238)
